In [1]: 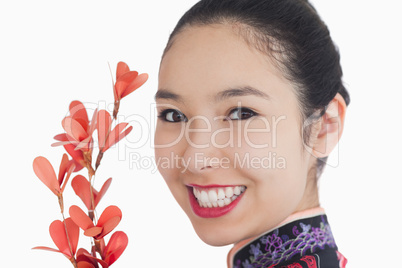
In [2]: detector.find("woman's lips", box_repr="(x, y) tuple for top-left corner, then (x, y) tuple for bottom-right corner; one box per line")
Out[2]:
(187, 185), (246, 218)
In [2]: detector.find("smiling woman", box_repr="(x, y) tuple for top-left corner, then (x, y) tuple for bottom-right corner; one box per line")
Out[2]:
(154, 0), (350, 267)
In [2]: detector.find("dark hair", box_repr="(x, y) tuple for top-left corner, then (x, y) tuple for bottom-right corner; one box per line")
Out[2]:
(162, 0), (350, 179)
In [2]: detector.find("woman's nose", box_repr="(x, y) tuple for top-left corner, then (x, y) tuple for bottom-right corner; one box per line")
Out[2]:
(181, 116), (225, 174)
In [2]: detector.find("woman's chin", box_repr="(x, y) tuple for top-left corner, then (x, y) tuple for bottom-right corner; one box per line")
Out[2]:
(195, 230), (236, 247)
(190, 220), (244, 246)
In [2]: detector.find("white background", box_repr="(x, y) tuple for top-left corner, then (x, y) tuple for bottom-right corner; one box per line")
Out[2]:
(1, 0), (401, 267)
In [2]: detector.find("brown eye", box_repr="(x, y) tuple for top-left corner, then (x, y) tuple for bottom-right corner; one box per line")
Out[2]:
(158, 109), (188, 122)
(227, 107), (257, 120)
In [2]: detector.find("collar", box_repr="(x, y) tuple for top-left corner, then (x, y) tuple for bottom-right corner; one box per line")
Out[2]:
(227, 207), (338, 268)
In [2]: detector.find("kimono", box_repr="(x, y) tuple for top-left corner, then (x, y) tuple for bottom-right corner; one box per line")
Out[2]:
(227, 207), (347, 268)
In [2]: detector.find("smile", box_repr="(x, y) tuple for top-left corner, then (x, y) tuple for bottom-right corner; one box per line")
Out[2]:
(187, 185), (247, 218)
(193, 185), (246, 208)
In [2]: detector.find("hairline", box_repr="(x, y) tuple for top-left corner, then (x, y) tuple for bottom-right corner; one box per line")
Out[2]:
(162, 21), (313, 147)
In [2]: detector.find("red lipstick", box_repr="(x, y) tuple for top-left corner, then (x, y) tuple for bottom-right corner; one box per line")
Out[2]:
(187, 186), (245, 218)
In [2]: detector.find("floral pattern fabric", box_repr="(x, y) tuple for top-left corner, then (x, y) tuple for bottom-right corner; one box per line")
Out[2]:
(232, 214), (346, 268)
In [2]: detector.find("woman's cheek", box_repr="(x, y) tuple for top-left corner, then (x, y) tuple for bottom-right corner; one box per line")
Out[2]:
(231, 118), (284, 166)
(154, 123), (186, 149)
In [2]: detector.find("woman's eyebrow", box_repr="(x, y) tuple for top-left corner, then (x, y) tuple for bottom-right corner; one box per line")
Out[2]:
(155, 86), (270, 102)
(215, 86), (270, 102)
(154, 89), (183, 102)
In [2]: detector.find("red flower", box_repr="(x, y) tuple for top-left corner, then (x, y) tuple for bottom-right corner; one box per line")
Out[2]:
(53, 101), (97, 150)
(33, 154), (75, 196)
(113, 61), (148, 118)
(114, 61), (148, 102)
(33, 218), (79, 261)
(62, 143), (86, 172)
(97, 109), (133, 153)
(76, 248), (99, 268)
(69, 205), (122, 240)
(71, 175), (112, 211)
(76, 231), (128, 268)
(52, 101), (98, 175)
(102, 231), (128, 266)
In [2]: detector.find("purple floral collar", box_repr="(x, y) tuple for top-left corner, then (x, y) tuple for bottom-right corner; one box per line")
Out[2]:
(231, 213), (339, 267)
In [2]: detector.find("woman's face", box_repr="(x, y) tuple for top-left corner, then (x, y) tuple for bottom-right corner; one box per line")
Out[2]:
(155, 25), (318, 246)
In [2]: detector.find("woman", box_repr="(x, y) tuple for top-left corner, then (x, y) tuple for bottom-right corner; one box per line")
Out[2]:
(154, 0), (350, 267)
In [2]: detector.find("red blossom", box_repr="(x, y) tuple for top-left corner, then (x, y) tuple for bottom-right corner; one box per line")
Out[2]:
(76, 248), (99, 268)
(62, 143), (86, 172)
(33, 218), (79, 260)
(52, 101), (98, 175)
(75, 231), (128, 268)
(33, 154), (75, 196)
(71, 175), (112, 211)
(97, 109), (133, 153)
(114, 61), (148, 102)
(53, 101), (97, 151)
(69, 205), (122, 240)
(112, 61), (148, 118)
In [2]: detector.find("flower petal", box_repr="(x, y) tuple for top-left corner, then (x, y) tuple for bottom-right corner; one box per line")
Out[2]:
(32, 246), (63, 255)
(57, 154), (70, 185)
(115, 71), (138, 99)
(104, 231), (128, 266)
(62, 117), (89, 142)
(78, 249), (109, 268)
(33, 156), (60, 195)
(97, 206), (122, 228)
(95, 178), (112, 208)
(98, 216), (121, 239)
(69, 100), (89, 129)
(61, 161), (76, 193)
(65, 217), (80, 255)
(116, 62), (130, 80)
(69, 205), (95, 231)
(84, 226), (103, 237)
(75, 135), (93, 151)
(71, 175), (98, 210)
(76, 248), (99, 268)
(77, 261), (97, 268)
(53, 133), (68, 141)
(63, 144), (85, 170)
(52, 133), (79, 147)
(97, 110), (112, 150)
(49, 220), (72, 257)
(103, 123), (132, 152)
(121, 73), (148, 99)
(70, 158), (84, 172)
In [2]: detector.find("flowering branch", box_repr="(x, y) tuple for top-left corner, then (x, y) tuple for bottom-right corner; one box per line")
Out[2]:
(32, 61), (148, 267)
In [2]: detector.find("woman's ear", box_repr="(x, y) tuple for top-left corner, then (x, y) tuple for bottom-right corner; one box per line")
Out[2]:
(310, 92), (347, 158)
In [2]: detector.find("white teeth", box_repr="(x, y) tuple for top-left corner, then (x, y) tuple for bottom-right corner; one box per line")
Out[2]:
(234, 186), (241, 195)
(200, 191), (209, 203)
(193, 187), (198, 198)
(193, 186), (246, 208)
(225, 187), (234, 198)
(208, 190), (218, 203)
(217, 188), (225, 199)
(217, 199), (224, 207)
